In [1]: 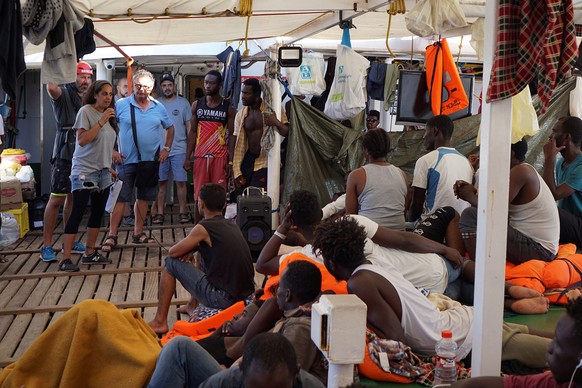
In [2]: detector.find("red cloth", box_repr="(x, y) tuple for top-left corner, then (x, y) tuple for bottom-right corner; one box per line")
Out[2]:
(503, 371), (570, 387)
(486, 0), (577, 113)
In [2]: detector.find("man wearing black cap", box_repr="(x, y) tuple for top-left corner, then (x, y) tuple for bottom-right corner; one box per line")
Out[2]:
(152, 73), (193, 224)
(40, 61), (93, 270)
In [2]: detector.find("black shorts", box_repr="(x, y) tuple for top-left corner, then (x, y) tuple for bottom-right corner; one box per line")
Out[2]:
(51, 158), (72, 195)
(413, 206), (456, 243)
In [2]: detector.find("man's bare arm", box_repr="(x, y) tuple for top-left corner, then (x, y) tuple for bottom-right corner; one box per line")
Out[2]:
(168, 224), (209, 258)
(46, 83), (62, 100)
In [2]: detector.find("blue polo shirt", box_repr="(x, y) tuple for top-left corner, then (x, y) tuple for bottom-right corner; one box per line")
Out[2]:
(116, 94), (173, 164)
(556, 153), (582, 217)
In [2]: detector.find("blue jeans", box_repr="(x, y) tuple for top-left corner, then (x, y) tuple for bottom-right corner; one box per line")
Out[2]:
(148, 337), (222, 388)
(442, 256), (463, 300)
(166, 257), (235, 309)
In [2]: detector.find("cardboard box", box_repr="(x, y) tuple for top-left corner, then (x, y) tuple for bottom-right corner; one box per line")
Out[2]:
(1, 179), (23, 210)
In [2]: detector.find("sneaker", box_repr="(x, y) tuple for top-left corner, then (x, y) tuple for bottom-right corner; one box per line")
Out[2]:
(121, 215), (135, 227)
(81, 251), (112, 265)
(40, 246), (57, 262)
(71, 240), (86, 254)
(59, 259), (80, 272)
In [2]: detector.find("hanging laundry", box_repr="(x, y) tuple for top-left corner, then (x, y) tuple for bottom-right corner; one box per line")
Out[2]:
(0, 0), (26, 99)
(425, 39), (468, 116)
(487, 0), (577, 113)
(75, 18), (96, 59)
(405, 0), (467, 37)
(41, 0), (84, 84)
(367, 61), (388, 101)
(217, 46), (242, 109)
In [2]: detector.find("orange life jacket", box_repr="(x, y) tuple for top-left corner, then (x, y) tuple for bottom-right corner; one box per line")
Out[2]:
(425, 38), (469, 116)
(261, 252), (348, 300)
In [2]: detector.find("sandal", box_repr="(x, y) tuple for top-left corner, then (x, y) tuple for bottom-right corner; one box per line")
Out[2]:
(179, 213), (191, 224)
(132, 232), (156, 244)
(152, 214), (164, 225)
(101, 235), (118, 252)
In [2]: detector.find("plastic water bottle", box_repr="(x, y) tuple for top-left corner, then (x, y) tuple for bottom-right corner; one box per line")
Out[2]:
(433, 330), (457, 386)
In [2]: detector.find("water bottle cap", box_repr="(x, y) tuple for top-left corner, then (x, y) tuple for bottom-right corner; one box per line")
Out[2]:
(441, 330), (453, 338)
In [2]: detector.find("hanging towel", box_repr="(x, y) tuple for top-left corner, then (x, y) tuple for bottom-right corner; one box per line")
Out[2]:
(0, 0), (26, 99)
(41, 0), (84, 84)
(367, 61), (387, 101)
(383, 64), (399, 111)
(75, 18), (96, 59)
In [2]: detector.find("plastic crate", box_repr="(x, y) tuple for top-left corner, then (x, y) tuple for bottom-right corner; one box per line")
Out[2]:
(6, 202), (29, 238)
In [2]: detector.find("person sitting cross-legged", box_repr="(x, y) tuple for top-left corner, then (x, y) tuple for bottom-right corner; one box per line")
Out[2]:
(148, 183), (255, 334)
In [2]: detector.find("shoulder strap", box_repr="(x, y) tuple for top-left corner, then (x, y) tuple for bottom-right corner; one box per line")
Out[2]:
(130, 104), (141, 161)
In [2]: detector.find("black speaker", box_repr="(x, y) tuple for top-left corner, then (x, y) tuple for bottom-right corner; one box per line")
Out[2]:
(237, 190), (272, 259)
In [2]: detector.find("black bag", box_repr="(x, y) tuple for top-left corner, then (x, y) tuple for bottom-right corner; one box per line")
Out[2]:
(135, 160), (159, 188)
(131, 105), (159, 188)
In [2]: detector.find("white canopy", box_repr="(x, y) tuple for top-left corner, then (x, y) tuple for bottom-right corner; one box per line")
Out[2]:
(12, 0), (545, 62)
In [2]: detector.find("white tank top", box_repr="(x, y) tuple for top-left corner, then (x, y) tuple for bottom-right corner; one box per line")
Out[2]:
(508, 164), (559, 255)
(358, 164), (408, 230)
(353, 262), (473, 359)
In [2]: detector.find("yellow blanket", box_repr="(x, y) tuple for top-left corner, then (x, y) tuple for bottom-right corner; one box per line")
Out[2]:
(0, 300), (162, 388)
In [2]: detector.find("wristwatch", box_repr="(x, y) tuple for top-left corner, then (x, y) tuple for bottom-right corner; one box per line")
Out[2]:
(162, 146), (171, 152)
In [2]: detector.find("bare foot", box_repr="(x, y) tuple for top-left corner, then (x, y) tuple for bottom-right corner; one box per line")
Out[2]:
(566, 288), (582, 302)
(506, 284), (542, 299)
(176, 297), (199, 317)
(148, 319), (169, 335)
(509, 296), (550, 315)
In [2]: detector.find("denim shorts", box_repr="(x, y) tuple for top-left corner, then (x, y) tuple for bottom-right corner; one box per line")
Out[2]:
(117, 163), (158, 202)
(70, 168), (113, 192)
(159, 153), (187, 182)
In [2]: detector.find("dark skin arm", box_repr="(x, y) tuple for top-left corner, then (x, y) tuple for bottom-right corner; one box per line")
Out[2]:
(408, 186), (426, 222)
(183, 100), (199, 171)
(256, 206), (294, 275)
(348, 270), (405, 341)
(371, 225), (464, 268)
(226, 104), (237, 178)
(263, 112), (289, 137)
(345, 168), (364, 215)
(543, 137), (575, 200)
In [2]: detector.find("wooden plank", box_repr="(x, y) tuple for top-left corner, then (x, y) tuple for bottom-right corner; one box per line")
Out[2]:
(0, 316), (14, 346)
(0, 280), (24, 309)
(3, 279), (39, 309)
(0, 314), (32, 362)
(48, 269), (85, 325)
(0, 266), (164, 281)
(75, 274), (100, 303)
(12, 312), (51, 360)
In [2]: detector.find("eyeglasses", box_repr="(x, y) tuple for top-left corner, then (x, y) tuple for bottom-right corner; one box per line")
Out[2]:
(134, 84), (153, 91)
(366, 118), (379, 122)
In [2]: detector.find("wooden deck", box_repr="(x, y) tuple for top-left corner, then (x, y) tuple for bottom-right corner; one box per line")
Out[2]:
(0, 211), (195, 369)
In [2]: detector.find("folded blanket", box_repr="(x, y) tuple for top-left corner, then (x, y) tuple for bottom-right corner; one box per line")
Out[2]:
(0, 300), (162, 388)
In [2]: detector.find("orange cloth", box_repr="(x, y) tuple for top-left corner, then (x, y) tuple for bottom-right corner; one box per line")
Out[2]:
(161, 301), (246, 344)
(262, 252), (348, 300)
(505, 244), (582, 304)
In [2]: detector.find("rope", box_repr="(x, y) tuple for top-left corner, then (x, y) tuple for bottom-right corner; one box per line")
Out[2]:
(456, 35), (464, 67)
(385, 1), (406, 58)
(238, 0), (253, 56)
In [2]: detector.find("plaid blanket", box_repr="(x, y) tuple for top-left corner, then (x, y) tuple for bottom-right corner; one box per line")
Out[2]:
(486, 0), (577, 113)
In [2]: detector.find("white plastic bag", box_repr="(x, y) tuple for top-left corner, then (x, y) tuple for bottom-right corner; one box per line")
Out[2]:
(405, 0), (467, 37)
(477, 85), (539, 146)
(105, 180), (123, 213)
(0, 213), (20, 247)
(570, 77), (582, 118)
(324, 45), (370, 121)
(286, 51), (326, 96)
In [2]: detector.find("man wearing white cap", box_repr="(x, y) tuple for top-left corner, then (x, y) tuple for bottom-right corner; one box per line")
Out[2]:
(40, 61), (93, 271)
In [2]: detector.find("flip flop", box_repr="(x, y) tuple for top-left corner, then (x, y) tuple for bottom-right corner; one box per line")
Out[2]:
(101, 235), (118, 252)
(132, 232), (156, 244)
